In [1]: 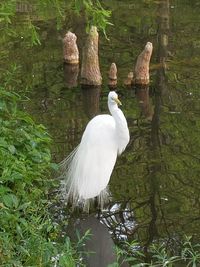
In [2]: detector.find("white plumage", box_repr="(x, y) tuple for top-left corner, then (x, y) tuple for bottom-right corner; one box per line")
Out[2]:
(59, 91), (130, 209)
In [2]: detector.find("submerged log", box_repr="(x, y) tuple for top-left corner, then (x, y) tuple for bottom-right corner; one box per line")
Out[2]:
(81, 26), (102, 86)
(108, 63), (117, 89)
(134, 42), (153, 85)
(124, 71), (134, 87)
(63, 31), (79, 64)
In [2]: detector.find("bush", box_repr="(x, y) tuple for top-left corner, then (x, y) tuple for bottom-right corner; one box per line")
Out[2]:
(0, 71), (84, 266)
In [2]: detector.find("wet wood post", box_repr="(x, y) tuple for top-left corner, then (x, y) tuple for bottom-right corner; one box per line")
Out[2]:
(108, 63), (117, 90)
(134, 42), (153, 85)
(81, 26), (102, 87)
(124, 71), (134, 87)
(134, 42), (154, 120)
(63, 31), (79, 88)
(63, 31), (79, 64)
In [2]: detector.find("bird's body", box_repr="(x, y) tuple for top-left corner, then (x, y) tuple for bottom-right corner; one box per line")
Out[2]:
(78, 114), (117, 199)
(60, 91), (129, 209)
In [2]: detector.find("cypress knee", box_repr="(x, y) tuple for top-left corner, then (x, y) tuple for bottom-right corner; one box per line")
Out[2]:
(135, 42), (153, 85)
(63, 31), (79, 64)
(108, 63), (117, 89)
(81, 26), (102, 86)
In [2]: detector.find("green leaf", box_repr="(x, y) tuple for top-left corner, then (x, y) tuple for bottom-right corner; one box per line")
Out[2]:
(0, 137), (8, 147)
(18, 202), (31, 211)
(3, 194), (19, 208)
(0, 185), (11, 195)
(50, 162), (59, 171)
(8, 144), (16, 154)
(16, 224), (23, 238)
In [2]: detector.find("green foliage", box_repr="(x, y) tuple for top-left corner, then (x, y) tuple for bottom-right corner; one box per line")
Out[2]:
(108, 242), (146, 267)
(110, 237), (200, 267)
(149, 244), (179, 267)
(27, 20), (41, 45)
(0, 0), (112, 46)
(71, 0), (112, 36)
(0, 0), (16, 25)
(0, 68), (86, 266)
(181, 236), (200, 267)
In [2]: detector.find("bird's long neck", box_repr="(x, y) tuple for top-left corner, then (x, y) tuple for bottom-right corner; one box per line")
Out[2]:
(108, 103), (129, 154)
(108, 104), (125, 125)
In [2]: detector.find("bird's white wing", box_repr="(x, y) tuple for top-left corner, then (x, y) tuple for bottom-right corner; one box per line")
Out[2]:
(60, 114), (118, 204)
(78, 114), (118, 198)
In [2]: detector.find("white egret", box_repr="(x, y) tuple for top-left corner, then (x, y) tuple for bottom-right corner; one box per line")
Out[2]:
(59, 91), (130, 209)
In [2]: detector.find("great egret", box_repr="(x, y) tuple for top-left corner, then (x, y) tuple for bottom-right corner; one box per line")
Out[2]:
(60, 91), (130, 209)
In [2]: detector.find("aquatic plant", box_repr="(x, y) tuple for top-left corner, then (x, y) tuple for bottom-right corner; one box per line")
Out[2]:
(109, 237), (200, 267)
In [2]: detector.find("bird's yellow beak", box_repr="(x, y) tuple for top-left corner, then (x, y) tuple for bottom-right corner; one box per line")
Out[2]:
(114, 97), (122, 106)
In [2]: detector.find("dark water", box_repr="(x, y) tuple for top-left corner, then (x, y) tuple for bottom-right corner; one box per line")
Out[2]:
(4, 0), (200, 258)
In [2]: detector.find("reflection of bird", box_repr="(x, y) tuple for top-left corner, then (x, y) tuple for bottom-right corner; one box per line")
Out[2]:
(60, 91), (130, 209)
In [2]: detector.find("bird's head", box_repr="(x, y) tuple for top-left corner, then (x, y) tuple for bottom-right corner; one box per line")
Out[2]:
(108, 91), (122, 106)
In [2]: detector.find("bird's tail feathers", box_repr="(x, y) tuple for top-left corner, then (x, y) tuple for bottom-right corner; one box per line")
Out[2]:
(58, 146), (110, 211)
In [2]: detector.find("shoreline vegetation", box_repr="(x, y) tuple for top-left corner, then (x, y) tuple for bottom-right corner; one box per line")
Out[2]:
(0, 66), (84, 265)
